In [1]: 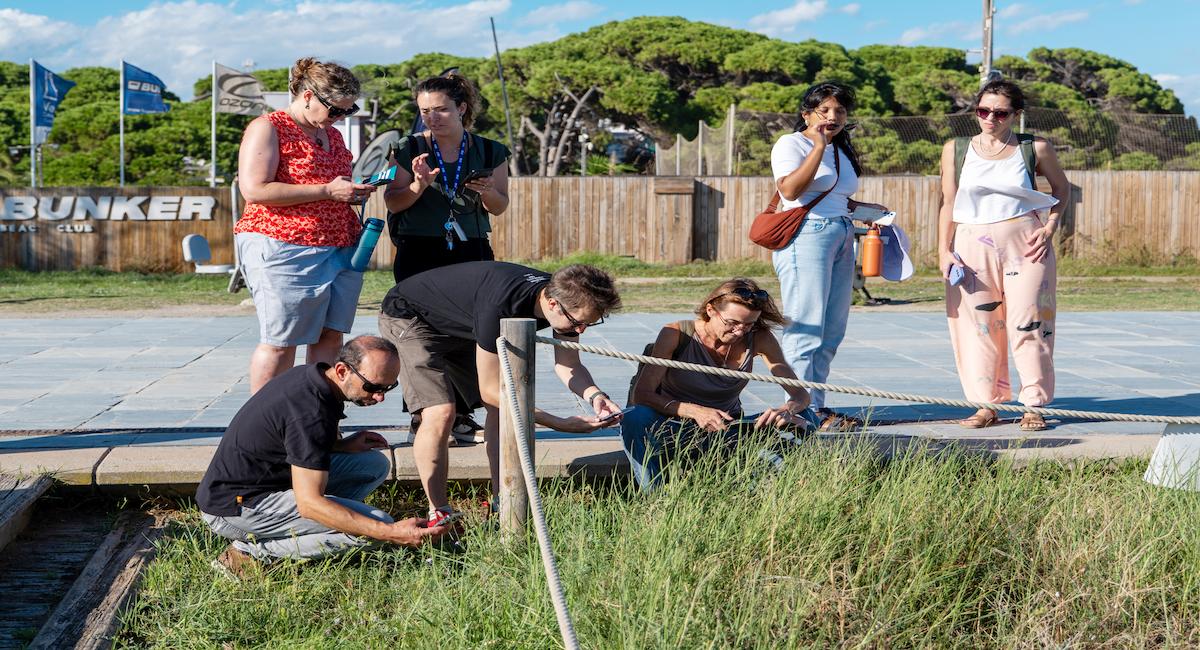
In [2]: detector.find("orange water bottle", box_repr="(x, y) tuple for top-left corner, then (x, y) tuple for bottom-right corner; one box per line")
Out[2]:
(861, 224), (882, 277)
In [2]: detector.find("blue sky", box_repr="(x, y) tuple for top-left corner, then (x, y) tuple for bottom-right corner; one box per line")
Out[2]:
(2, 0), (1196, 114)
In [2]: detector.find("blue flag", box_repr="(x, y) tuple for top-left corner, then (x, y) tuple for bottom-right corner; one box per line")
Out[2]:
(123, 61), (170, 114)
(32, 60), (75, 144)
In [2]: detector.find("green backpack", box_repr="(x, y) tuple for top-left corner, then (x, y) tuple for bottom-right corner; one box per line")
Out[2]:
(954, 132), (1037, 187)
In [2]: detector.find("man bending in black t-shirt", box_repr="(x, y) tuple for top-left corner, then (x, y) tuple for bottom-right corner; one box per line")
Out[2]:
(379, 262), (623, 524)
(198, 335), (446, 578)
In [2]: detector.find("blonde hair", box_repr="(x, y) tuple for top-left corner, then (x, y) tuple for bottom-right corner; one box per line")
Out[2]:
(289, 57), (360, 103)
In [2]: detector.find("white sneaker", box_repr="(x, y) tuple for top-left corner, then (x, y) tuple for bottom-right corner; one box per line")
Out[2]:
(451, 414), (485, 444)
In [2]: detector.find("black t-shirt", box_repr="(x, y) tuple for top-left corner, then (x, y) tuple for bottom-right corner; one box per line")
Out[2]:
(381, 261), (571, 353)
(197, 363), (345, 516)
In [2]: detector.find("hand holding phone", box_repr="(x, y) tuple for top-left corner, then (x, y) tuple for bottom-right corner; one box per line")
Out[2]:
(461, 168), (494, 185)
(597, 407), (635, 425)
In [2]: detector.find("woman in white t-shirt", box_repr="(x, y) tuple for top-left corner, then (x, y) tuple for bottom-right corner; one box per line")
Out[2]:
(937, 79), (1069, 431)
(770, 82), (889, 432)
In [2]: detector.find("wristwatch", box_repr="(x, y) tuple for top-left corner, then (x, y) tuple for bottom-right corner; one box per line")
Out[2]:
(584, 390), (609, 405)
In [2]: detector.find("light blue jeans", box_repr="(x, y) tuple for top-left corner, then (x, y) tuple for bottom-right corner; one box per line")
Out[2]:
(772, 215), (856, 410)
(201, 451), (392, 561)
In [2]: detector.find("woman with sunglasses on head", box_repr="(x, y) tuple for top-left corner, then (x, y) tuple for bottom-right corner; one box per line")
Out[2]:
(235, 57), (375, 394)
(770, 82), (888, 432)
(937, 79), (1069, 431)
(621, 279), (812, 490)
(381, 72), (511, 441)
(383, 72), (510, 283)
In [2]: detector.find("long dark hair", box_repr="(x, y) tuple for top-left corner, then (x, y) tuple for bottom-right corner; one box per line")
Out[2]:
(794, 82), (863, 177)
(414, 72), (482, 129)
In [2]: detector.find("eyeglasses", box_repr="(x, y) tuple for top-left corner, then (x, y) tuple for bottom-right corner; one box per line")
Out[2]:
(557, 302), (605, 330)
(311, 89), (360, 120)
(975, 107), (1012, 121)
(712, 287), (770, 306)
(343, 360), (398, 395)
(712, 310), (756, 332)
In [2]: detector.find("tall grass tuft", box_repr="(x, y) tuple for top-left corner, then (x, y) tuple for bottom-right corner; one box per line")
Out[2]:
(118, 440), (1200, 648)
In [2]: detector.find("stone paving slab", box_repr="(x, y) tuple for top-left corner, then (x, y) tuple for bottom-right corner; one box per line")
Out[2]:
(0, 311), (1197, 487)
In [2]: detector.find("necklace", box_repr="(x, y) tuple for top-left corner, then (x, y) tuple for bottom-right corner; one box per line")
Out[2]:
(975, 132), (1012, 158)
(288, 109), (323, 148)
(702, 320), (736, 366)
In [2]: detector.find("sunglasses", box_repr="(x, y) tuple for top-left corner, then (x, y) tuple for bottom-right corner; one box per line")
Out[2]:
(311, 89), (360, 120)
(557, 302), (605, 329)
(712, 287), (770, 305)
(711, 310), (756, 332)
(975, 107), (1013, 121)
(343, 360), (398, 395)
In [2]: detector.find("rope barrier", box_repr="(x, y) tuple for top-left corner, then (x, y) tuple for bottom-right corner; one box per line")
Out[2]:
(536, 336), (1200, 426)
(497, 336), (580, 650)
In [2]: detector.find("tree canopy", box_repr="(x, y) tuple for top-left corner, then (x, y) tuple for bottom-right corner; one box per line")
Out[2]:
(0, 17), (1191, 184)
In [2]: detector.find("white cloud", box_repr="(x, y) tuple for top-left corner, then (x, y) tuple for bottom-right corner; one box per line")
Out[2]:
(748, 0), (830, 35)
(520, 1), (602, 26)
(996, 3), (1027, 19)
(4, 1), (522, 100)
(841, 3), (861, 15)
(1005, 10), (1088, 35)
(898, 21), (979, 46)
(0, 9), (80, 55)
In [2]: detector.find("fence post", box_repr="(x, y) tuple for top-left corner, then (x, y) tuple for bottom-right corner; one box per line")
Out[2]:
(499, 318), (536, 539)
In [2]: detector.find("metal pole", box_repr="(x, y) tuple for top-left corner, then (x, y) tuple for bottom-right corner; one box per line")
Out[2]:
(211, 60), (217, 187)
(28, 59), (35, 189)
(726, 103), (735, 176)
(498, 318), (536, 539)
(981, 0), (994, 85)
(490, 18), (519, 177)
(119, 60), (125, 187)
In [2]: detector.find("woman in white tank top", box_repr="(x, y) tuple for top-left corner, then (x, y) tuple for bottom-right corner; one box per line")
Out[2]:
(936, 79), (1070, 431)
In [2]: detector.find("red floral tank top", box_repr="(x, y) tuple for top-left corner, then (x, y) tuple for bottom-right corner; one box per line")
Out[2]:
(235, 111), (361, 247)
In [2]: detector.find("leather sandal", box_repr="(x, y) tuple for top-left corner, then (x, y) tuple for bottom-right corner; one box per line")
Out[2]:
(1019, 412), (1049, 431)
(816, 408), (864, 432)
(957, 409), (998, 429)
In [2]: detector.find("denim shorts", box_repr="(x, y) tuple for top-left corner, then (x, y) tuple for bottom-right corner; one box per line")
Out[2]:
(236, 232), (363, 347)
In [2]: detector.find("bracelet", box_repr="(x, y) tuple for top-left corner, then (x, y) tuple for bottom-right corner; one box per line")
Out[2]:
(584, 390), (608, 405)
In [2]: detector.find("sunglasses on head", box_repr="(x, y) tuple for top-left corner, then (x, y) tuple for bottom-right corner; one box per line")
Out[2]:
(713, 287), (770, 305)
(343, 360), (398, 394)
(311, 89), (359, 119)
(975, 107), (1012, 121)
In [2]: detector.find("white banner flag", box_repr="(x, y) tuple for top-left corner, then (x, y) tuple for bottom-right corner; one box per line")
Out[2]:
(214, 63), (268, 115)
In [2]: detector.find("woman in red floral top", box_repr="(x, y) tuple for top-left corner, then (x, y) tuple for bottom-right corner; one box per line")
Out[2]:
(235, 57), (377, 393)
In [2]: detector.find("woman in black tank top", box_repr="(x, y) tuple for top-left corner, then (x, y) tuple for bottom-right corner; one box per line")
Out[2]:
(620, 279), (814, 491)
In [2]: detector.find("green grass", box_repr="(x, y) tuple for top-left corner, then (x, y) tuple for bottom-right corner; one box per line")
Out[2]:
(3, 256), (1199, 314)
(117, 442), (1200, 648)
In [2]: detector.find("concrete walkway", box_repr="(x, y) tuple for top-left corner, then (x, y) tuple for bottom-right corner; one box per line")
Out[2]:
(2, 312), (1197, 490)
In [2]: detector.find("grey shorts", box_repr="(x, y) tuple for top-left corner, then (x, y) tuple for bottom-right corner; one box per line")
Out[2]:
(237, 232), (363, 347)
(378, 313), (481, 413)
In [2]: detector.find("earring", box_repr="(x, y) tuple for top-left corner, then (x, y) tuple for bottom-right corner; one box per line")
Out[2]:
(305, 102), (310, 109)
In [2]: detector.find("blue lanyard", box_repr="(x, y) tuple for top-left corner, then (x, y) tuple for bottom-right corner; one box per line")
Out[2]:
(430, 131), (467, 203)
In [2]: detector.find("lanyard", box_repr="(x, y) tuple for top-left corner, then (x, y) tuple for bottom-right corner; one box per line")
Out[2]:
(431, 131), (468, 250)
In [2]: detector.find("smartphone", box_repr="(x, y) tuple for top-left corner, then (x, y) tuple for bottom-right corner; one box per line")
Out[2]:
(428, 511), (466, 528)
(598, 407), (636, 424)
(460, 167), (495, 185)
(364, 166), (397, 186)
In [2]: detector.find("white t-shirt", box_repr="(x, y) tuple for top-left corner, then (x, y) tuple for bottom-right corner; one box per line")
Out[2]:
(952, 142), (1057, 225)
(770, 132), (859, 220)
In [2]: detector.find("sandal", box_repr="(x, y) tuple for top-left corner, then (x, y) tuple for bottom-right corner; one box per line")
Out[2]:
(1019, 412), (1049, 432)
(957, 409), (998, 429)
(815, 408), (864, 432)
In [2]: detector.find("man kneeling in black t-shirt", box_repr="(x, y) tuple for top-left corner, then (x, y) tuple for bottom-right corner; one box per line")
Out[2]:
(198, 335), (447, 578)
(379, 262), (624, 524)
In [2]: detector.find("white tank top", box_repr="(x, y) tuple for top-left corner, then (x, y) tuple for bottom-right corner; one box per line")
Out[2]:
(952, 141), (1057, 225)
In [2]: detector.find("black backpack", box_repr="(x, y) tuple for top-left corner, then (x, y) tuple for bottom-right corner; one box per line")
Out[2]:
(628, 320), (696, 405)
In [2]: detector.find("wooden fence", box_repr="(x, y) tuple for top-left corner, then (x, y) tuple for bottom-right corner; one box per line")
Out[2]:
(3, 171), (1198, 271)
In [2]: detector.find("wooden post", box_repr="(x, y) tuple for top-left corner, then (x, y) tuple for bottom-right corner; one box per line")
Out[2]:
(499, 318), (536, 538)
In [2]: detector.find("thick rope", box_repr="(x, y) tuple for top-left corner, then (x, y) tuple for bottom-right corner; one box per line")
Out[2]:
(497, 337), (580, 650)
(537, 336), (1200, 426)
